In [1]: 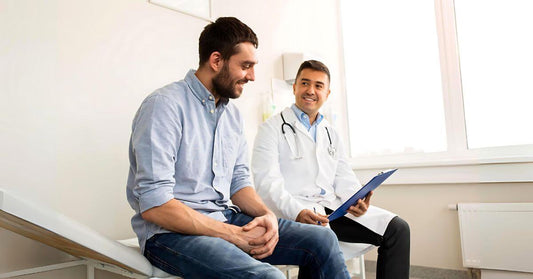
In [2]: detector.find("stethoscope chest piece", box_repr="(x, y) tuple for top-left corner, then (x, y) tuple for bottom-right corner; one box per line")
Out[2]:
(325, 127), (336, 158)
(328, 145), (336, 157)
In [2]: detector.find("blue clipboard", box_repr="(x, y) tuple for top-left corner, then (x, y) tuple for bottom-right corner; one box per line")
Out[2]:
(327, 169), (397, 221)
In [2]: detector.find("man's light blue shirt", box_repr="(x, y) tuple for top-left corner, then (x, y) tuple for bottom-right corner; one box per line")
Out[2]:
(126, 70), (252, 252)
(290, 104), (324, 142)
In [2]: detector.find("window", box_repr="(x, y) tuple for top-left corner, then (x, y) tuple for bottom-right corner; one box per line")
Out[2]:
(455, 0), (533, 149)
(339, 0), (533, 183)
(340, 0), (446, 157)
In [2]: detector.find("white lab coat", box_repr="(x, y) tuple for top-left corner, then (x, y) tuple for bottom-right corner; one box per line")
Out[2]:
(252, 107), (396, 238)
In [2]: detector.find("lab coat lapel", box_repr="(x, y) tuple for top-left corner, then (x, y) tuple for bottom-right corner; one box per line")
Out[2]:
(314, 120), (334, 192)
(315, 121), (328, 147)
(283, 131), (300, 160)
(281, 108), (302, 159)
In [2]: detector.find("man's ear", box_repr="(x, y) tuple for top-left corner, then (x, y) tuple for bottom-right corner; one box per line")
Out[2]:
(293, 82), (296, 95)
(326, 89), (331, 99)
(208, 51), (223, 72)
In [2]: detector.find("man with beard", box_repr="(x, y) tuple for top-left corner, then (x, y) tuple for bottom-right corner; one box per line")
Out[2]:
(126, 17), (350, 279)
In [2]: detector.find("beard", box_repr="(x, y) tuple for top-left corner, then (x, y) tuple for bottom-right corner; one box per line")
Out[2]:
(212, 63), (246, 99)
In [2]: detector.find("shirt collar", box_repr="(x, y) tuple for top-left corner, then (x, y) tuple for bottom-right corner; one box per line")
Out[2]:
(184, 69), (227, 107)
(291, 104), (323, 128)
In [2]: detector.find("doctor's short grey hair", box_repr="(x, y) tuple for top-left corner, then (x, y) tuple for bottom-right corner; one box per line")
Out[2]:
(295, 60), (331, 83)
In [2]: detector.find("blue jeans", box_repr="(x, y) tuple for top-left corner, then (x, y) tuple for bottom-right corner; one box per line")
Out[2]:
(144, 209), (350, 279)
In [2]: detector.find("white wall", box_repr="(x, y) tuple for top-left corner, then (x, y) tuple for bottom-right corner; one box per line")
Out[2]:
(0, 0), (209, 233)
(1, 0), (206, 275)
(362, 182), (533, 270)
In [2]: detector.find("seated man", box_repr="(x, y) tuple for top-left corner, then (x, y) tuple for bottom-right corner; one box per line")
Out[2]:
(252, 60), (410, 279)
(126, 18), (350, 279)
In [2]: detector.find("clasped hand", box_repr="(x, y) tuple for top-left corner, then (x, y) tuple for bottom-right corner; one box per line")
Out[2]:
(236, 212), (279, 259)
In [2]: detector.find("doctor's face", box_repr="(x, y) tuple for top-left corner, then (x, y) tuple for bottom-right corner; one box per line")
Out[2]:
(293, 69), (331, 121)
(212, 42), (257, 99)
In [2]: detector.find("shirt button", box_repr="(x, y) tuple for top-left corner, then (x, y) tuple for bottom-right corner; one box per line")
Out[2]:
(202, 99), (206, 103)
(209, 96), (213, 100)
(210, 109), (214, 114)
(214, 162), (218, 167)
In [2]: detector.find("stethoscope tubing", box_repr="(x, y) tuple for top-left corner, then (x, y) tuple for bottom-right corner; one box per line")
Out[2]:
(280, 112), (335, 157)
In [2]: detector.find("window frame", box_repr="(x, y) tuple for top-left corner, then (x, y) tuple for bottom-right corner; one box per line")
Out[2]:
(339, 0), (533, 184)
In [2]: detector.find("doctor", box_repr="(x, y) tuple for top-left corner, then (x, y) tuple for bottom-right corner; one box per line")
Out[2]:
(252, 60), (410, 279)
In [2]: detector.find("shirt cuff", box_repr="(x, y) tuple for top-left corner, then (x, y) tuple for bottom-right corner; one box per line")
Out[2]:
(138, 186), (175, 213)
(230, 178), (253, 196)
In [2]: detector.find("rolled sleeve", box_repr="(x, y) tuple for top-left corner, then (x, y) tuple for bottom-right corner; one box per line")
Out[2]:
(137, 185), (175, 213)
(131, 94), (181, 213)
(230, 129), (252, 196)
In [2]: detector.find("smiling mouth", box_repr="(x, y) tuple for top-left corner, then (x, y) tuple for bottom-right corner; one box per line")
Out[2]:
(303, 96), (316, 102)
(236, 80), (247, 88)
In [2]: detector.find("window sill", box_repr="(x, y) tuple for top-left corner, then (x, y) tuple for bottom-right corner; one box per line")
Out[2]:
(350, 150), (533, 185)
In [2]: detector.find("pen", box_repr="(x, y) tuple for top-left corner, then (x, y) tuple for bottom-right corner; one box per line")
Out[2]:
(314, 207), (321, 225)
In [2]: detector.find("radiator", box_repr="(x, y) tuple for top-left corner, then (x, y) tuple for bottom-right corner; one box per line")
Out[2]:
(456, 203), (533, 275)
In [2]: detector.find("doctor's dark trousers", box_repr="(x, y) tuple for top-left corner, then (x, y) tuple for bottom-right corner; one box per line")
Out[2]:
(325, 208), (411, 279)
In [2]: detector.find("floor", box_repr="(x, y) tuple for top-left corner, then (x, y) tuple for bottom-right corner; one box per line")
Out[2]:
(363, 271), (424, 279)
(286, 269), (425, 279)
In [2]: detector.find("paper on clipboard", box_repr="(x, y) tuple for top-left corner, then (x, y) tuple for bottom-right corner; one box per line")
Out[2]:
(327, 169), (398, 221)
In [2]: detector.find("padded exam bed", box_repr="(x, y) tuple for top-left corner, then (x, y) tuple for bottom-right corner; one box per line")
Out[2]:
(0, 188), (176, 279)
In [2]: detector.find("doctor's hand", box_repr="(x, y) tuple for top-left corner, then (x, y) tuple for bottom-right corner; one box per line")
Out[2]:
(296, 209), (329, 226)
(347, 191), (373, 217)
(242, 212), (279, 259)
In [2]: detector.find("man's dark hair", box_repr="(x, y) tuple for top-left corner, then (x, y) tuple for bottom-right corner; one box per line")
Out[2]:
(295, 60), (331, 83)
(199, 17), (258, 66)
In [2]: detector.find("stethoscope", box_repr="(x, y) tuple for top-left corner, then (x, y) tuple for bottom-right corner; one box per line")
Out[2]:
(280, 112), (336, 158)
